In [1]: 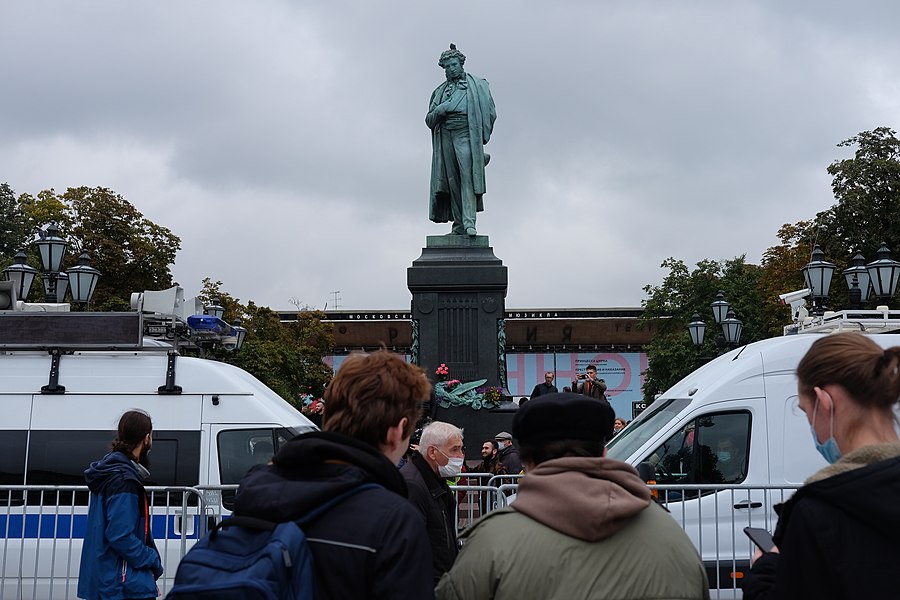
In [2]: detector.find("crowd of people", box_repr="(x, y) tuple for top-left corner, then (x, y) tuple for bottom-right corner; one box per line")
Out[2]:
(77, 336), (900, 599)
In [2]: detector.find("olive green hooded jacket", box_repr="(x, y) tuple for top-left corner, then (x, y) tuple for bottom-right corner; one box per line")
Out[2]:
(436, 456), (709, 600)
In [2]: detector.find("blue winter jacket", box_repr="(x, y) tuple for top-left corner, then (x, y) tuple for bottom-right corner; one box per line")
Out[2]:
(78, 452), (162, 600)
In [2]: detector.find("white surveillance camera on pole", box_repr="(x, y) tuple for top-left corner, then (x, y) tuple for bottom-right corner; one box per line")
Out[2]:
(778, 288), (811, 323)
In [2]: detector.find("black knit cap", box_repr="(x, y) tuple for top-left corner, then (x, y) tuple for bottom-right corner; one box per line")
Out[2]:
(512, 392), (615, 444)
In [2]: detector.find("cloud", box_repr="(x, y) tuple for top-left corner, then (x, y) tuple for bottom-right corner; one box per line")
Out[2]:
(3, 1), (900, 310)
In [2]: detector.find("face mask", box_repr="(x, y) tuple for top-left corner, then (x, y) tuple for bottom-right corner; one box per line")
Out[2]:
(497, 441), (507, 450)
(436, 449), (464, 478)
(718, 452), (732, 462)
(810, 397), (842, 464)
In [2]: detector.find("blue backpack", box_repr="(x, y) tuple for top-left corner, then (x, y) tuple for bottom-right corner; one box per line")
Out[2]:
(166, 483), (379, 600)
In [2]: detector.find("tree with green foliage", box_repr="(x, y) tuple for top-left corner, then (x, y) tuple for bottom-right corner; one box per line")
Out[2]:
(198, 279), (334, 407)
(757, 128), (900, 313)
(62, 187), (180, 310)
(7, 186), (180, 308)
(0, 183), (30, 260)
(640, 256), (766, 401)
(818, 127), (900, 258)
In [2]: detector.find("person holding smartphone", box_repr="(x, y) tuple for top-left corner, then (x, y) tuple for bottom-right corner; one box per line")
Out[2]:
(571, 364), (608, 400)
(742, 333), (900, 599)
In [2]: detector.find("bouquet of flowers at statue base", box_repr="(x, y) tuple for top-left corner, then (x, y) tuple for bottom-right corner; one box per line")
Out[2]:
(433, 364), (499, 410)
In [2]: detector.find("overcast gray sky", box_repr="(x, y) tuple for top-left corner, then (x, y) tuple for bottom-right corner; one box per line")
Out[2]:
(3, 1), (899, 311)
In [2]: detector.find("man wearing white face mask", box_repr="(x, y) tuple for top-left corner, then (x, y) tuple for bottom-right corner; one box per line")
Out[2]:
(401, 421), (464, 583)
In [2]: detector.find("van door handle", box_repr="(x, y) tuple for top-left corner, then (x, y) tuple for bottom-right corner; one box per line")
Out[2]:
(733, 501), (763, 509)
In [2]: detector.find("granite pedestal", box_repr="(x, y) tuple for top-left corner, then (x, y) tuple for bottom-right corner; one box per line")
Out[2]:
(408, 235), (508, 389)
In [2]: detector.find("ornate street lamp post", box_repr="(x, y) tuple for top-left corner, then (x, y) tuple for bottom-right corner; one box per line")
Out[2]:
(801, 244), (836, 316)
(688, 292), (743, 357)
(2, 250), (38, 301)
(866, 242), (900, 306)
(842, 251), (871, 309)
(205, 298), (225, 320)
(67, 252), (102, 305)
(687, 313), (706, 348)
(2, 223), (101, 307)
(35, 222), (68, 303)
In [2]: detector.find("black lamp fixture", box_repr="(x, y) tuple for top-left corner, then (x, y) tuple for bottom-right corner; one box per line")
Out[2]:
(710, 290), (730, 325)
(2, 250), (39, 301)
(232, 318), (248, 350)
(688, 292), (744, 356)
(35, 222), (68, 303)
(205, 298), (225, 320)
(2, 222), (101, 307)
(801, 244), (836, 315)
(842, 251), (871, 309)
(722, 308), (744, 346)
(866, 242), (900, 305)
(67, 252), (102, 304)
(687, 313), (706, 347)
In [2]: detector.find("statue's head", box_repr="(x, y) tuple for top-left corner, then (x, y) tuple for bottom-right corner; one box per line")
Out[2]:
(438, 44), (466, 79)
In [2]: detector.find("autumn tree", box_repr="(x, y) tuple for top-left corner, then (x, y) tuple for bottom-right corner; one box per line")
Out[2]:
(5, 186), (179, 306)
(198, 279), (334, 407)
(640, 256), (766, 401)
(62, 187), (180, 310)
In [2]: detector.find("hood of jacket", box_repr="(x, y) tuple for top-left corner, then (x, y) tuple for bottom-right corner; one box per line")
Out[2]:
(233, 430), (408, 522)
(83, 451), (143, 495)
(787, 444), (900, 536)
(512, 456), (651, 541)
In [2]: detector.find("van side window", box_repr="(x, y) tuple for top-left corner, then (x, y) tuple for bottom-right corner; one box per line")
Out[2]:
(0, 430), (27, 505)
(217, 429), (281, 486)
(25, 430), (201, 506)
(643, 411), (751, 494)
(218, 428), (289, 511)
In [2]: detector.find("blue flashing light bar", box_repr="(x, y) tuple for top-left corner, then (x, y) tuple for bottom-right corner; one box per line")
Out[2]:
(186, 314), (231, 336)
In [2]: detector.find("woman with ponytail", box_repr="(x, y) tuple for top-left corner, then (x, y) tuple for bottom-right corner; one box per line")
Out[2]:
(743, 333), (900, 599)
(78, 410), (163, 599)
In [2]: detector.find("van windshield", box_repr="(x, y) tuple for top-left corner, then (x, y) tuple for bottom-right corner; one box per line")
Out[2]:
(606, 398), (691, 461)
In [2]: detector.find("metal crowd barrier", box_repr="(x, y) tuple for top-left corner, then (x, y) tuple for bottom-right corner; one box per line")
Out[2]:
(0, 485), (205, 600)
(0, 482), (801, 600)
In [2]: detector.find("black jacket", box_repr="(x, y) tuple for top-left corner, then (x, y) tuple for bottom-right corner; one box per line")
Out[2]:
(233, 431), (434, 600)
(400, 453), (458, 583)
(530, 382), (558, 397)
(497, 444), (523, 475)
(742, 454), (900, 599)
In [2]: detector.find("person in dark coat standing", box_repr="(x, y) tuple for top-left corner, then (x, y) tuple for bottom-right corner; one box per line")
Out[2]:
(233, 351), (435, 600)
(78, 410), (162, 600)
(494, 431), (523, 475)
(530, 371), (558, 398)
(742, 333), (900, 600)
(401, 421), (464, 583)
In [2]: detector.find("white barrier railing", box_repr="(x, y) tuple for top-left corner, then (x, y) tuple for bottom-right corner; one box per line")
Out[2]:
(0, 485), (204, 600)
(0, 482), (800, 599)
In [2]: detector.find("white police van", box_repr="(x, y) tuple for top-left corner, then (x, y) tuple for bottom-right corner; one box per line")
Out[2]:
(0, 288), (315, 598)
(606, 309), (900, 595)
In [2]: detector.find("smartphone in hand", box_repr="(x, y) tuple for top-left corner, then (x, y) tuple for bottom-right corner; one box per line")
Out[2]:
(743, 526), (775, 553)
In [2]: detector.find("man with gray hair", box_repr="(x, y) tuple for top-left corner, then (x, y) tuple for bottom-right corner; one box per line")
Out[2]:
(401, 420), (464, 583)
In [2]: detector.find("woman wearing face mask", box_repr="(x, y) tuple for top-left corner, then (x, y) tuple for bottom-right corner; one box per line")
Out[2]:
(400, 420), (464, 584)
(743, 333), (900, 599)
(78, 410), (163, 600)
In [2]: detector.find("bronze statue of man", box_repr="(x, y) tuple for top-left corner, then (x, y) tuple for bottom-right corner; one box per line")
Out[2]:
(426, 44), (497, 237)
